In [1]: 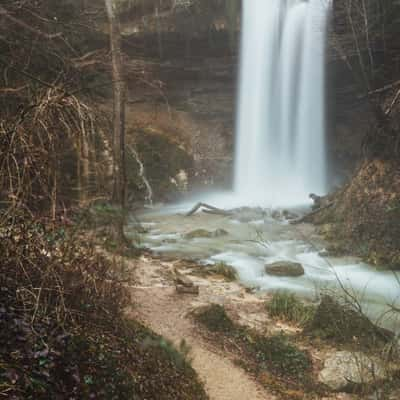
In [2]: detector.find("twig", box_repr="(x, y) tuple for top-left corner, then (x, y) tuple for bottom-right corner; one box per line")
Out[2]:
(0, 6), (62, 40)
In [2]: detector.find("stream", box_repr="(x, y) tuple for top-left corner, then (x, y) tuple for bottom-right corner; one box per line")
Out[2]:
(129, 200), (400, 333)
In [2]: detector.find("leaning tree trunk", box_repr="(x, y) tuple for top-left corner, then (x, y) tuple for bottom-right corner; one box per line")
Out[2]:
(104, 0), (127, 241)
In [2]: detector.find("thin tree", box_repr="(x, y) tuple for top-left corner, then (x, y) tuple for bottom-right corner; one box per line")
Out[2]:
(104, 0), (127, 240)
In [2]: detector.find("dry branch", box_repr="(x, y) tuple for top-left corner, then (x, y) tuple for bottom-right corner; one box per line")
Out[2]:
(0, 6), (62, 40)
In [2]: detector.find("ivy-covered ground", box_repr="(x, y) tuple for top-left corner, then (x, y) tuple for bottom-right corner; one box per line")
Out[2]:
(0, 215), (207, 400)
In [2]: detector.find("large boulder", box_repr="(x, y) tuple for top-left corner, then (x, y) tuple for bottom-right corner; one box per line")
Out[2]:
(318, 351), (387, 391)
(265, 261), (305, 277)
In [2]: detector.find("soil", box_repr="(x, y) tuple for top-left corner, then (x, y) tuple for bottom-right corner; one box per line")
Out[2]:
(127, 256), (276, 400)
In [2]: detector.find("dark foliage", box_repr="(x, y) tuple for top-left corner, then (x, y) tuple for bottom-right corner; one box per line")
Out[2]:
(0, 215), (207, 399)
(305, 295), (393, 347)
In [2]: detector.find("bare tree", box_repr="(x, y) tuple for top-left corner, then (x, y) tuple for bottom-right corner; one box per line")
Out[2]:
(331, 0), (400, 156)
(104, 0), (128, 240)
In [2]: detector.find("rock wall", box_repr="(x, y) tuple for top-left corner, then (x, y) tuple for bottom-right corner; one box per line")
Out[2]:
(120, 0), (398, 200)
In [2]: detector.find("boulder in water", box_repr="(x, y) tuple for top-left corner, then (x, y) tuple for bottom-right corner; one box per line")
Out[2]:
(265, 261), (304, 277)
(184, 228), (228, 239)
(184, 229), (212, 239)
(212, 228), (229, 238)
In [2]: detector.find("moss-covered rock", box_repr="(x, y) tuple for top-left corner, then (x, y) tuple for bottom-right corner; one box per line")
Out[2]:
(265, 262), (305, 277)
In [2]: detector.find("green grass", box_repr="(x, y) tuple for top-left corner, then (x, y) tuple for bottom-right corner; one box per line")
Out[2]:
(210, 262), (237, 281)
(266, 291), (316, 327)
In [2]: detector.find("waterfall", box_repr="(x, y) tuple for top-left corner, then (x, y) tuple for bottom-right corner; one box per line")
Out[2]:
(234, 0), (329, 207)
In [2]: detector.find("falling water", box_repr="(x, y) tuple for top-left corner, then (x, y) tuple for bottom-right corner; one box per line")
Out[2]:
(234, 0), (329, 207)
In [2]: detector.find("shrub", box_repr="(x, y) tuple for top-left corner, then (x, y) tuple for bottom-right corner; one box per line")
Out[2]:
(250, 333), (312, 378)
(194, 304), (235, 333)
(0, 214), (208, 400)
(305, 295), (393, 347)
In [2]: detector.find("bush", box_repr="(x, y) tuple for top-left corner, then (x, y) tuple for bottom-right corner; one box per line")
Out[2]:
(266, 291), (315, 327)
(305, 295), (393, 347)
(194, 304), (235, 333)
(250, 333), (312, 379)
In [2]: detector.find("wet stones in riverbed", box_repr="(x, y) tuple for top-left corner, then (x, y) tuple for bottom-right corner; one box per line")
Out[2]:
(183, 228), (229, 240)
(264, 261), (305, 277)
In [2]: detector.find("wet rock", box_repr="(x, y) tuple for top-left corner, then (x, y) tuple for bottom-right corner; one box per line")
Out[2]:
(318, 249), (330, 257)
(282, 210), (299, 220)
(319, 351), (387, 392)
(265, 261), (305, 277)
(212, 228), (229, 237)
(184, 228), (228, 239)
(271, 210), (283, 220)
(184, 229), (213, 239)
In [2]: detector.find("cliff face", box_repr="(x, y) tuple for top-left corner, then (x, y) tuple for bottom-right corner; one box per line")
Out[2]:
(120, 4), (239, 197)
(119, 1), (399, 199)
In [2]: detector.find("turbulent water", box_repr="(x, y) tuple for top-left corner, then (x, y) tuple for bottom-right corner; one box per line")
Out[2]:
(133, 204), (400, 333)
(234, 0), (329, 206)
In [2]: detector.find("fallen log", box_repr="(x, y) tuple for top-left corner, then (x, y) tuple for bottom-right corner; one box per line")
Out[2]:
(202, 208), (232, 216)
(185, 202), (232, 217)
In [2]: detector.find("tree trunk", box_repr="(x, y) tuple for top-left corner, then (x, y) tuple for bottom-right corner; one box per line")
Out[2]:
(104, 0), (127, 240)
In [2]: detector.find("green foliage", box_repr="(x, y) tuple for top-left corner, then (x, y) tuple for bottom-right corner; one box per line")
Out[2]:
(143, 337), (193, 371)
(250, 333), (312, 379)
(266, 291), (316, 327)
(194, 304), (235, 333)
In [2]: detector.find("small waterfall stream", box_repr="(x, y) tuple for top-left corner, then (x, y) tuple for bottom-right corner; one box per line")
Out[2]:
(234, 0), (329, 207)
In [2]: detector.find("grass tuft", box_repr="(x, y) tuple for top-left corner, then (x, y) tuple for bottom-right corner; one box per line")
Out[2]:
(210, 262), (237, 281)
(266, 291), (316, 327)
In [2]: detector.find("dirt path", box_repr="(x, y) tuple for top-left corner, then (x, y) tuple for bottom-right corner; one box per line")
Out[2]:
(129, 257), (275, 400)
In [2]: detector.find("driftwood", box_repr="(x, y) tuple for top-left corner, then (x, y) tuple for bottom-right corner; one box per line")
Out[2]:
(185, 202), (232, 217)
(291, 202), (334, 225)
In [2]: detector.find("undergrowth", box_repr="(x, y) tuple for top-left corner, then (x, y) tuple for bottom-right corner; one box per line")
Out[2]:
(194, 304), (235, 333)
(305, 295), (393, 348)
(0, 213), (207, 400)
